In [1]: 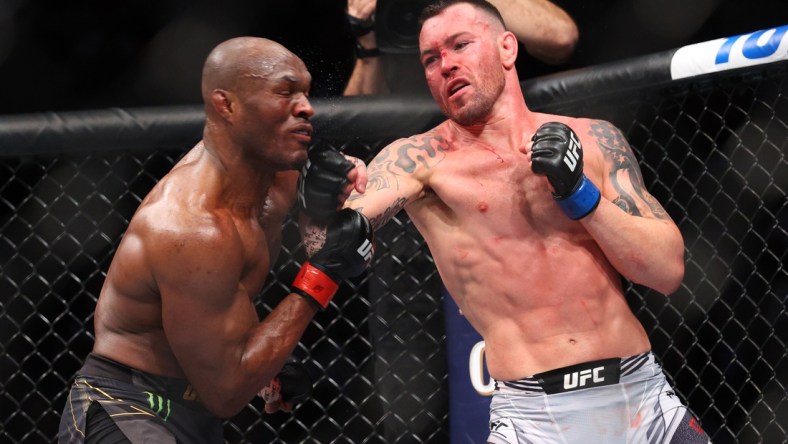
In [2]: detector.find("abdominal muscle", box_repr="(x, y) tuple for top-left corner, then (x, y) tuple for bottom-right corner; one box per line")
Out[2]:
(413, 212), (651, 381)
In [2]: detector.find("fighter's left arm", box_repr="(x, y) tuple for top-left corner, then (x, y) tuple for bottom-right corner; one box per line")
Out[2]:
(579, 119), (685, 295)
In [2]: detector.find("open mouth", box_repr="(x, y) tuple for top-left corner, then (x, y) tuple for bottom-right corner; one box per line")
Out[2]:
(448, 79), (469, 98)
(292, 124), (313, 142)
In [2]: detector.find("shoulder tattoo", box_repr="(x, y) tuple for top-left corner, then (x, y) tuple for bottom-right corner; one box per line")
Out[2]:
(590, 121), (669, 219)
(368, 134), (448, 182)
(351, 134), (447, 231)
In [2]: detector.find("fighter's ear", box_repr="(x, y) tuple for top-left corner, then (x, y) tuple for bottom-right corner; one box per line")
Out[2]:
(499, 31), (518, 69)
(210, 89), (234, 120)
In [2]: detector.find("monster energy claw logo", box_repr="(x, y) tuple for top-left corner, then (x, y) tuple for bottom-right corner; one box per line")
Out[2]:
(144, 391), (172, 421)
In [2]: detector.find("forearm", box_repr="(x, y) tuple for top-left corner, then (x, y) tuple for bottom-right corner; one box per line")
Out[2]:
(343, 33), (389, 96)
(582, 199), (685, 294)
(488, 0), (578, 64)
(241, 295), (317, 393)
(199, 296), (317, 417)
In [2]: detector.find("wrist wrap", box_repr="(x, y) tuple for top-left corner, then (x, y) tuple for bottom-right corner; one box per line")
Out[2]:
(355, 41), (381, 59)
(347, 13), (375, 37)
(292, 262), (338, 309)
(556, 175), (601, 220)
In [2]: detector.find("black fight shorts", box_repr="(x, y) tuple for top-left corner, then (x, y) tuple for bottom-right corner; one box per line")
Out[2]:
(58, 353), (225, 443)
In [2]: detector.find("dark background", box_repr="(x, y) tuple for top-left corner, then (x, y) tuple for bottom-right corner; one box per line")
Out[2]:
(0, 0), (785, 114)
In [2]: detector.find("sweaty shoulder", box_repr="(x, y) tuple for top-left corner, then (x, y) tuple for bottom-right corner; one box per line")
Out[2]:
(135, 176), (243, 283)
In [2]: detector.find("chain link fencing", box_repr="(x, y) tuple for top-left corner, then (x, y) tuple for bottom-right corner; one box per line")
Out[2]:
(1, 59), (786, 443)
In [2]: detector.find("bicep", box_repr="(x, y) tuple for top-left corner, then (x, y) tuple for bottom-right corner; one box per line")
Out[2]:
(151, 226), (257, 381)
(588, 120), (670, 220)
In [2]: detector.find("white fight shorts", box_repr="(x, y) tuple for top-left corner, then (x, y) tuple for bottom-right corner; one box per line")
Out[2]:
(487, 352), (710, 443)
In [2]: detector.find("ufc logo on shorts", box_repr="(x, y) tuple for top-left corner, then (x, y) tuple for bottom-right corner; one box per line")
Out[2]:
(562, 132), (581, 171)
(357, 239), (373, 262)
(563, 366), (605, 389)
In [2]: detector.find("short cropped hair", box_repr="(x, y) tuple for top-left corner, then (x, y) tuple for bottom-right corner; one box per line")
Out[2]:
(419, 0), (506, 29)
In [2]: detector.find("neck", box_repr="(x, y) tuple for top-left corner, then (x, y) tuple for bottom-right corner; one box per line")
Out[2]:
(200, 135), (275, 217)
(450, 81), (537, 150)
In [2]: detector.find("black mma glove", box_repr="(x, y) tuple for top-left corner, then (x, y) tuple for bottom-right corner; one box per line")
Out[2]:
(298, 144), (354, 222)
(531, 122), (601, 220)
(260, 362), (313, 405)
(292, 208), (375, 309)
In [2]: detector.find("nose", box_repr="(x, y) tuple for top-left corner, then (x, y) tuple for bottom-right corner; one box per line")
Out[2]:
(440, 51), (457, 78)
(294, 94), (314, 119)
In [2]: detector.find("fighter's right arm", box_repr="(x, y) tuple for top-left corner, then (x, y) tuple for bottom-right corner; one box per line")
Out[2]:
(344, 134), (439, 230)
(146, 205), (371, 417)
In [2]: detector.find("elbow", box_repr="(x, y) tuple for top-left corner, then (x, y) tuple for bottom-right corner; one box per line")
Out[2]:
(544, 22), (579, 64)
(658, 254), (686, 296)
(628, 249), (685, 295)
(202, 396), (249, 419)
(648, 225), (685, 295)
(199, 388), (254, 419)
(663, 232), (687, 295)
(527, 31), (578, 65)
(661, 263), (685, 295)
(553, 28), (579, 62)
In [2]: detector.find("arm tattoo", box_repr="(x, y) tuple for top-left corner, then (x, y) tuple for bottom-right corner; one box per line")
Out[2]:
(367, 134), (448, 191)
(354, 197), (408, 231)
(590, 121), (669, 219)
(354, 135), (446, 231)
(393, 134), (448, 173)
(302, 224), (326, 257)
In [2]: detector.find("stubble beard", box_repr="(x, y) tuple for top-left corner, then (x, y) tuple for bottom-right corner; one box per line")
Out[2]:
(444, 78), (503, 126)
(449, 95), (495, 126)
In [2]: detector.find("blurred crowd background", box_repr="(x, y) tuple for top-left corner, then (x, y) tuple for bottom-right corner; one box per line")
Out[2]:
(0, 0), (785, 115)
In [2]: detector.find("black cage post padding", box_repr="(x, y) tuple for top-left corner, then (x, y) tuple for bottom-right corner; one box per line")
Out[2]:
(0, 95), (446, 156)
(0, 106), (205, 155)
(524, 49), (677, 110)
(1, 47), (786, 443)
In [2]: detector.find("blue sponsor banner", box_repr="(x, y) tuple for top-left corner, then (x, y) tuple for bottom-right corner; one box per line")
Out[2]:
(443, 286), (490, 443)
(671, 24), (788, 79)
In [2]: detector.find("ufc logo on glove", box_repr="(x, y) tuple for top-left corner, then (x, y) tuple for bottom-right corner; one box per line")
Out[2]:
(562, 132), (581, 171)
(357, 239), (373, 262)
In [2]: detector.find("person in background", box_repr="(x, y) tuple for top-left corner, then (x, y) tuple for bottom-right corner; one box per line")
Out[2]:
(343, 0), (577, 96)
(344, 1), (710, 442)
(57, 36), (373, 443)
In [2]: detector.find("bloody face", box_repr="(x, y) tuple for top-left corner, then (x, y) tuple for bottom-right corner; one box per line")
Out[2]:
(419, 3), (506, 126)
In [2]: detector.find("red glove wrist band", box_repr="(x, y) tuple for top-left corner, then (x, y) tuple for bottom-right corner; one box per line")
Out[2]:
(291, 262), (338, 309)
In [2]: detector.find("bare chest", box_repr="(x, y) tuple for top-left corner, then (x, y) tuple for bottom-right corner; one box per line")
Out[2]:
(235, 214), (286, 293)
(423, 147), (568, 230)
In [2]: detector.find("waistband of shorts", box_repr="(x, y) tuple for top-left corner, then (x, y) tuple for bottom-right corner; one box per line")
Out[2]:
(79, 352), (206, 409)
(496, 351), (653, 395)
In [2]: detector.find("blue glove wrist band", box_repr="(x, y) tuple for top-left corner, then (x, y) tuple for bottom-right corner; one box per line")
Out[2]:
(556, 175), (601, 220)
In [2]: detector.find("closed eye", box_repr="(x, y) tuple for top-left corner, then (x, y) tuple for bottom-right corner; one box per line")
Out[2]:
(422, 55), (438, 67)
